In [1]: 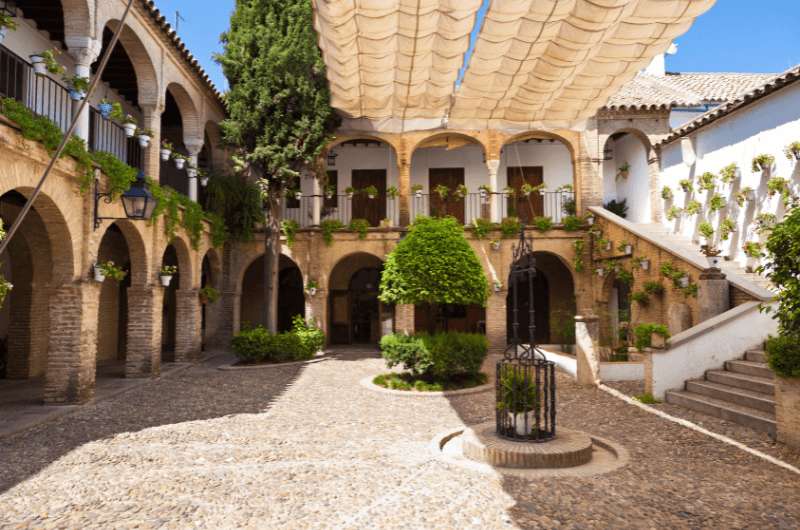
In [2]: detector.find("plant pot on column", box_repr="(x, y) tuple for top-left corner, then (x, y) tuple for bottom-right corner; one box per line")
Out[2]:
(173, 154), (187, 170)
(159, 265), (178, 287)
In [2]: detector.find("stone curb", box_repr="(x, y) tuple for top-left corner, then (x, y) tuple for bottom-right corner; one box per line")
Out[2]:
(359, 374), (494, 397)
(216, 352), (332, 371)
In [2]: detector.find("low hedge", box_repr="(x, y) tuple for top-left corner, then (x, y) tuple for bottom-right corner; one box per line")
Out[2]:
(379, 331), (488, 379)
(766, 334), (800, 378)
(232, 317), (324, 364)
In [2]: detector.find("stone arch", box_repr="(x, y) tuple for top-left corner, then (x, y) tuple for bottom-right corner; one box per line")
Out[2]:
(95, 223), (134, 373)
(327, 252), (386, 344)
(601, 128), (653, 223)
(239, 253), (305, 332)
(501, 130), (577, 159)
(61, 0), (95, 42)
(201, 248), (223, 290)
(161, 235), (194, 290)
(103, 20), (160, 108)
(408, 131), (488, 158)
(506, 250), (576, 346)
(165, 82), (203, 146)
(102, 219), (149, 287)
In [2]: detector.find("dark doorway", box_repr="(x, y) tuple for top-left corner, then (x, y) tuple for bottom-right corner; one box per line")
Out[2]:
(414, 303), (485, 334)
(278, 261), (304, 332)
(161, 245), (179, 362)
(328, 253), (385, 345)
(507, 270), (549, 344)
(429, 167), (465, 223)
(351, 169), (386, 226)
(507, 166), (544, 223)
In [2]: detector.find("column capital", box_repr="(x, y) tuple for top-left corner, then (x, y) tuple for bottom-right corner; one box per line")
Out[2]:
(65, 37), (102, 67)
(184, 138), (205, 157)
(485, 159), (500, 174)
(140, 102), (166, 116)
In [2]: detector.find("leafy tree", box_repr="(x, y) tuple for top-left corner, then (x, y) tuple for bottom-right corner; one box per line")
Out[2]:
(760, 206), (800, 337)
(217, 0), (339, 331)
(379, 217), (488, 326)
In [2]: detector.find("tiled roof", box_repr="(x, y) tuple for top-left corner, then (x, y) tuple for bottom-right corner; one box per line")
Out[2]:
(663, 72), (777, 103)
(659, 64), (800, 145)
(139, 1), (225, 107)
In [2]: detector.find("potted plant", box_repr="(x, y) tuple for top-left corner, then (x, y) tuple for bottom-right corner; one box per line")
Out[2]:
(520, 183), (534, 197)
(198, 169), (209, 187)
(698, 221), (714, 244)
(536, 184), (548, 197)
(767, 176), (789, 197)
(364, 185), (378, 199)
(478, 184), (491, 201)
(160, 140), (173, 162)
(618, 241), (633, 255)
(345, 186), (356, 199)
(752, 153), (775, 173)
(98, 98), (114, 119)
(305, 279), (319, 297)
(719, 163), (738, 185)
(66, 75), (89, 101)
(493, 280), (503, 293)
(94, 261), (127, 283)
(285, 187), (301, 200)
(597, 237), (612, 252)
(136, 128), (153, 148)
(585, 213), (595, 226)
(616, 162), (631, 180)
(159, 265), (178, 287)
(735, 187), (755, 207)
(434, 184), (449, 200)
(684, 200), (702, 216)
(454, 184), (468, 199)
(497, 369), (539, 436)
(661, 186), (673, 201)
(679, 179), (694, 193)
(503, 186), (515, 198)
(30, 49), (64, 76)
(490, 239), (501, 251)
(785, 141), (800, 161)
(701, 243), (722, 269)
(708, 194), (726, 212)
(698, 172), (716, 192)
(379, 218), (392, 228)
(595, 266), (606, 277)
(633, 256), (650, 271)
(411, 184), (423, 199)
(186, 163), (198, 179)
(198, 285), (220, 305)
(172, 153), (187, 170)
(324, 184), (337, 199)
(0, 12), (17, 44)
(386, 186), (398, 199)
(121, 114), (137, 137)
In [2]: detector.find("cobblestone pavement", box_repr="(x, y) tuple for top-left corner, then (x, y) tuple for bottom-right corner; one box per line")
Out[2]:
(1, 352), (799, 529)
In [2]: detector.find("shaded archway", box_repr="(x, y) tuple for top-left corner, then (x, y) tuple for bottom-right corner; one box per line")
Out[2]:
(328, 253), (386, 344)
(507, 251), (576, 347)
(95, 224), (133, 377)
(410, 133), (487, 226)
(160, 89), (190, 195)
(240, 254), (305, 332)
(598, 274), (633, 358)
(160, 238), (193, 362)
(602, 129), (652, 223)
(499, 133), (575, 224)
(200, 249), (223, 349)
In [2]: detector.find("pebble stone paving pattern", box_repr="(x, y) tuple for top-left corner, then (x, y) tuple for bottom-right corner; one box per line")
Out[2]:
(0, 350), (799, 529)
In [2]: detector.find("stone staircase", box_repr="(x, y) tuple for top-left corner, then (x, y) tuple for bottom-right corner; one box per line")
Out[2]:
(665, 348), (776, 436)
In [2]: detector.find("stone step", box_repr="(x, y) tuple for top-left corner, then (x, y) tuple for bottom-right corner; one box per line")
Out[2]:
(665, 390), (776, 435)
(685, 380), (775, 414)
(706, 370), (774, 395)
(745, 350), (767, 363)
(725, 360), (774, 380)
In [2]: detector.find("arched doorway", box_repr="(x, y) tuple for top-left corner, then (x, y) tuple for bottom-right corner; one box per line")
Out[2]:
(328, 253), (386, 344)
(200, 250), (222, 348)
(160, 245), (180, 362)
(240, 254), (305, 332)
(602, 130), (651, 223)
(96, 224), (132, 377)
(507, 251), (576, 347)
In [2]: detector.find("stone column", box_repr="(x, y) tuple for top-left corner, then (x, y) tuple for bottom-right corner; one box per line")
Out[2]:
(575, 314), (600, 386)
(125, 286), (163, 378)
(44, 282), (100, 404)
(66, 37), (102, 143)
(776, 376), (800, 449)
(306, 289), (326, 331)
(174, 289), (202, 361)
(185, 139), (205, 202)
(486, 290), (507, 353)
(648, 153), (662, 223)
(698, 268), (730, 322)
(395, 304), (415, 334)
(140, 103), (164, 180)
(398, 160), (411, 226)
(312, 177), (322, 226)
(486, 159), (501, 222)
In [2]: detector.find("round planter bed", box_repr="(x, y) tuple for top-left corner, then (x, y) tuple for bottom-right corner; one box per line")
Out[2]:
(360, 373), (494, 397)
(217, 352), (331, 371)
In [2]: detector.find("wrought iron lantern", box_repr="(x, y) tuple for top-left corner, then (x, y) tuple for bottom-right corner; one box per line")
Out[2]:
(94, 171), (157, 229)
(496, 228), (556, 442)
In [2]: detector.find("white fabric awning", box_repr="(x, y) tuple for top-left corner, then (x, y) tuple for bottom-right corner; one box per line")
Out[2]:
(313, 0), (716, 132)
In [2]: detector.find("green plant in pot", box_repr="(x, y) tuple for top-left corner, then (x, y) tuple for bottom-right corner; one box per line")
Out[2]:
(0, 12), (17, 44)
(363, 185), (378, 199)
(433, 184), (449, 200)
(498, 368), (540, 436)
(199, 286), (220, 304)
(159, 264), (178, 287)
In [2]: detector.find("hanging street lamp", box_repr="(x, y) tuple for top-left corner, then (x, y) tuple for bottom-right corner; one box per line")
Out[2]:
(94, 171), (157, 229)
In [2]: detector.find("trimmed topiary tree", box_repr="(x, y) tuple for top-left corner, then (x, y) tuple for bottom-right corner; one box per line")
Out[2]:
(379, 216), (488, 308)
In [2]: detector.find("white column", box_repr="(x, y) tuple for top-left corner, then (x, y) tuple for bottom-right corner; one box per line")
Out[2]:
(184, 139), (204, 202)
(66, 37), (101, 143)
(486, 159), (501, 223)
(312, 176), (322, 226)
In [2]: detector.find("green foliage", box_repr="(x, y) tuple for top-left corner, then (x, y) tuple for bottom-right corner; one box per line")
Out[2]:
(719, 163), (738, 184)
(561, 215), (583, 232)
(433, 184), (449, 200)
(472, 217), (493, 239)
(320, 219), (344, 246)
(604, 199), (628, 218)
(666, 206), (683, 221)
(631, 291), (649, 306)
(379, 332), (488, 380)
(616, 268), (634, 286)
(90, 151), (138, 197)
(199, 286), (221, 304)
(231, 326), (307, 363)
(372, 372), (486, 392)
(634, 393), (661, 404)
(755, 212), (778, 234)
(532, 216), (553, 232)
(766, 335), (800, 378)
(661, 186), (674, 201)
(379, 216), (487, 306)
(281, 219), (299, 247)
(752, 153), (775, 173)
(0, 12), (17, 30)
(684, 200), (702, 215)
(743, 241), (763, 258)
(291, 315), (325, 357)
(698, 221), (714, 240)
(348, 218), (370, 239)
(500, 216), (522, 238)
(572, 239), (585, 273)
(204, 173), (263, 241)
(207, 212), (229, 248)
(660, 262), (686, 284)
(760, 206), (800, 336)
(633, 323), (670, 351)
(497, 368), (539, 413)
(679, 179), (694, 193)
(363, 185), (378, 197)
(97, 261), (127, 281)
(709, 194), (727, 212)
(160, 265), (178, 276)
(767, 177), (791, 204)
(784, 141), (800, 161)
(217, 0), (339, 182)
(562, 197), (577, 216)
(736, 187), (754, 207)
(719, 218), (737, 241)
(643, 281), (665, 296)
(698, 172), (716, 192)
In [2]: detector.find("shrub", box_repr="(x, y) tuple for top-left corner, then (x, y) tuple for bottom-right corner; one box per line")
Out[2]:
(643, 281), (664, 295)
(631, 291), (649, 305)
(379, 332), (488, 379)
(497, 368), (538, 413)
(231, 323), (319, 364)
(561, 215), (583, 231)
(604, 199), (628, 218)
(472, 217), (494, 239)
(500, 216), (522, 238)
(320, 219), (344, 246)
(291, 315), (324, 358)
(633, 323), (670, 351)
(761, 206), (800, 336)
(766, 335), (800, 378)
(532, 216), (553, 232)
(348, 218), (370, 239)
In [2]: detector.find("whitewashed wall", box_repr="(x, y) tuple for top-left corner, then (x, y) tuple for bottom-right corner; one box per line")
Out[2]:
(660, 82), (800, 268)
(603, 133), (651, 223)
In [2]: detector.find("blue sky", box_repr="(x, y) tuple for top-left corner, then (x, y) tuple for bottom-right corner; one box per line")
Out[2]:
(166, 0), (800, 93)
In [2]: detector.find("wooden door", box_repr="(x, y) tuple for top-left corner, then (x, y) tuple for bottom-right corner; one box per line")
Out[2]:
(351, 169), (386, 226)
(507, 166), (543, 223)
(429, 168), (465, 224)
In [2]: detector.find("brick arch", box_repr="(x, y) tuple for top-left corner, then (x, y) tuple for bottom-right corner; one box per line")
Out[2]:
(99, 220), (149, 287)
(201, 247), (223, 290)
(61, 0), (95, 41)
(166, 82), (202, 146)
(162, 236), (194, 290)
(327, 251), (384, 291)
(236, 251), (307, 295)
(601, 127), (655, 157)
(9, 188), (75, 284)
(102, 19), (160, 108)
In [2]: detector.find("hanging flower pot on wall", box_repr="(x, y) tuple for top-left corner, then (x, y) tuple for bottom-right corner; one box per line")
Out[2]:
(200, 175), (209, 187)
(68, 89), (85, 101)
(187, 167), (197, 179)
(122, 117), (137, 138)
(30, 55), (47, 75)
(137, 132), (151, 148)
(93, 265), (106, 283)
(160, 148), (171, 161)
(174, 157), (186, 170)
(490, 240), (501, 251)
(160, 274), (173, 287)
(98, 101), (114, 119)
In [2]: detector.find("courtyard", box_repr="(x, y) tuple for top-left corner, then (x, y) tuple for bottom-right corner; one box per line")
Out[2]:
(1, 350), (798, 529)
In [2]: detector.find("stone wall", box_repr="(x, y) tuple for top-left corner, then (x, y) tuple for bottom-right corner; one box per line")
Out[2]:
(776, 377), (800, 449)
